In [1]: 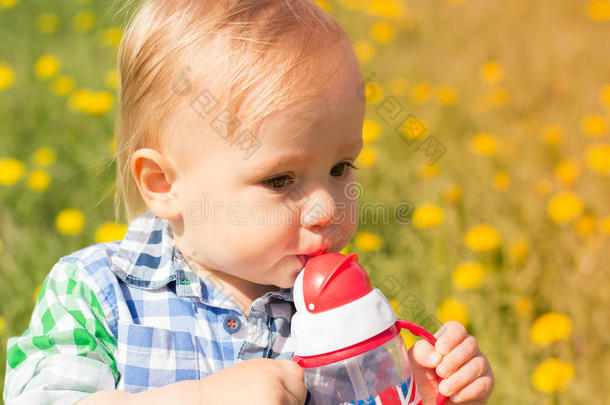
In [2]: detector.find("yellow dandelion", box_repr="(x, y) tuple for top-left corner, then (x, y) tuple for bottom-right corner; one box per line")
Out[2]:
(587, 0), (610, 21)
(585, 142), (610, 176)
(600, 84), (610, 107)
(31, 147), (56, 167)
(73, 10), (97, 32)
(437, 85), (459, 105)
(465, 224), (500, 251)
(313, 0), (332, 13)
(354, 231), (382, 252)
(370, 21), (395, 43)
(599, 216), (610, 234)
(353, 40), (375, 64)
(547, 191), (584, 224)
(35, 55), (60, 79)
(554, 160), (581, 186)
(68, 89), (114, 115)
(0, 61), (15, 91)
(27, 169), (51, 192)
(398, 116), (427, 143)
(362, 119), (381, 144)
(540, 124), (565, 145)
(34, 283), (42, 304)
(395, 300), (418, 342)
(492, 171), (511, 192)
(99, 26), (124, 47)
(364, 0), (407, 20)
(389, 298), (401, 314)
(0, 237), (3, 254)
(410, 81), (430, 105)
(581, 114), (607, 137)
(452, 262), (485, 290)
(37, 13), (60, 34)
(514, 296), (533, 316)
(52, 75), (75, 96)
(443, 184), (461, 204)
(437, 298), (470, 326)
(418, 162), (439, 179)
(105, 68), (118, 89)
(470, 133), (498, 156)
(0, 158), (25, 186)
(400, 329), (417, 349)
(389, 76), (409, 96)
(339, 242), (351, 255)
(356, 146), (377, 168)
(530, 312), (572, 346)
(95, 222), (128, 243)
(480, 61), (504, 84)
(0, 0), (18, 9)
(509, 237), (530, 263)
(0, 315), (5, 334)
(575, 215), (596, 236)
(365, 82), (383, 104)
(390, 301), (418, 344)
(412, 204), (444, 229)
(55, 208), (85, 235)
(532, 358), (574, 393)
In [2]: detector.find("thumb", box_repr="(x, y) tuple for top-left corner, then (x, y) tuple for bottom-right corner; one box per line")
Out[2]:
(408, 340), (443, 405)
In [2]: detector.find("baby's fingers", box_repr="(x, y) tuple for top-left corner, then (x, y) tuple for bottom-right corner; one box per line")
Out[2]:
(411, 339), (443, 368)
(436, 335), (480, 378)
(448, 373), (494, 404)
(434, 321), (468, 355)
(277, 360), (307, 405)
(437, 354), (489, 399)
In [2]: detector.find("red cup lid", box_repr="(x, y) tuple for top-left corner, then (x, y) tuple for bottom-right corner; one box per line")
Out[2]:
(302, 252), (373, 314)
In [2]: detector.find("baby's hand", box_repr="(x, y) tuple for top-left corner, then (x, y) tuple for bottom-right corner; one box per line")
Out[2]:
(408, 321), (494, 404)
(198, 358), (307, 405)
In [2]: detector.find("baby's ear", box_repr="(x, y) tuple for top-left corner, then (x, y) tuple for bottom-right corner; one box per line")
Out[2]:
(130, 148), (182, 220)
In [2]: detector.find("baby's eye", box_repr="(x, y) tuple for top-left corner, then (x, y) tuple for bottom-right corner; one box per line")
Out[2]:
(262, 175), (294, 190)
(331, 162), (358, 177)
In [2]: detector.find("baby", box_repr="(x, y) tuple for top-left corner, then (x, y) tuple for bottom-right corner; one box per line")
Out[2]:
(3, 0), (494, 404)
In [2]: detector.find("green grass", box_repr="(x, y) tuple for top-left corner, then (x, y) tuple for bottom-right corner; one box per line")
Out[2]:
(1, 0), (610, 404)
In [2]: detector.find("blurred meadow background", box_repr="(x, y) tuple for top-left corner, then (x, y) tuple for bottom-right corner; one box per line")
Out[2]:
(1, 0), (610, 403)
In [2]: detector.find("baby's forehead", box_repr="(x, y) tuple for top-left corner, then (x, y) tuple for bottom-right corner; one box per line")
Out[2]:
(163, 43), (363, 165)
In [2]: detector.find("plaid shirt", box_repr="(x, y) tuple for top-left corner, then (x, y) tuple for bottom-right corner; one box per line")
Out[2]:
(3, 209), (296, 404)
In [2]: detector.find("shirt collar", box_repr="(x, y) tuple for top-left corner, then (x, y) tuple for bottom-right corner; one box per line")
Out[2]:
(111, 209), (294, 310)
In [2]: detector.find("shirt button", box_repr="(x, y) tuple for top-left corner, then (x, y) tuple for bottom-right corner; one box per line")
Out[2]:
(223, 315), (242, 334)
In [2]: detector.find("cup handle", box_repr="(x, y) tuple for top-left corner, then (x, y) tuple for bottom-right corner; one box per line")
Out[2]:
(397, 319), (448, 405)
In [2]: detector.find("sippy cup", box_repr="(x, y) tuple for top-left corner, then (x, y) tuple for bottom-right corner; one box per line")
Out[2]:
(291, 252), (448, 405)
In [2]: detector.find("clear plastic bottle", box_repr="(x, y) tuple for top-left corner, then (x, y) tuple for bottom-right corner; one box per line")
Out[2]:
(304, 333), (420, 405)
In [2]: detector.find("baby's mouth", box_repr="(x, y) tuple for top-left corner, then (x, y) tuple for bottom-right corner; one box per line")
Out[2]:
(297, 247), (331, 267)
(297, 255), (311, 267)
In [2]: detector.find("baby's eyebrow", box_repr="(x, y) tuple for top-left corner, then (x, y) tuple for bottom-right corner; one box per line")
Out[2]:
(249, 153), (310, 176)
(249, 137), (363, 175)
(344, 137), (364, 151)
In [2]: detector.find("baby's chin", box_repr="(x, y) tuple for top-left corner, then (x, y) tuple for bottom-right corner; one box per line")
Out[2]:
(266, 255), (305, 289)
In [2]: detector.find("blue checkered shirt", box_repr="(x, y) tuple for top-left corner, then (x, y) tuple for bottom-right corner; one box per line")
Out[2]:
(4, 209), (297, 404)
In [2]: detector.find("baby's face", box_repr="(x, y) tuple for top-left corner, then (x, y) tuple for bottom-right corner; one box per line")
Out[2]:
(169, 59), (365, 290)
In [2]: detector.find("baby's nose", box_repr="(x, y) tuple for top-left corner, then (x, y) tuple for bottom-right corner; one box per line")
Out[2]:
(301, 195), (337, 228)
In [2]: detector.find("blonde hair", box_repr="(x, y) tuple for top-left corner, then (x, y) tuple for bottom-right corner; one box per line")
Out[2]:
(113, 0), (358, 223)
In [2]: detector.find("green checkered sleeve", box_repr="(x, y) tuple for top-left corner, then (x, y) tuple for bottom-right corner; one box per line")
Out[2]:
(3, 260), (119, 404)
